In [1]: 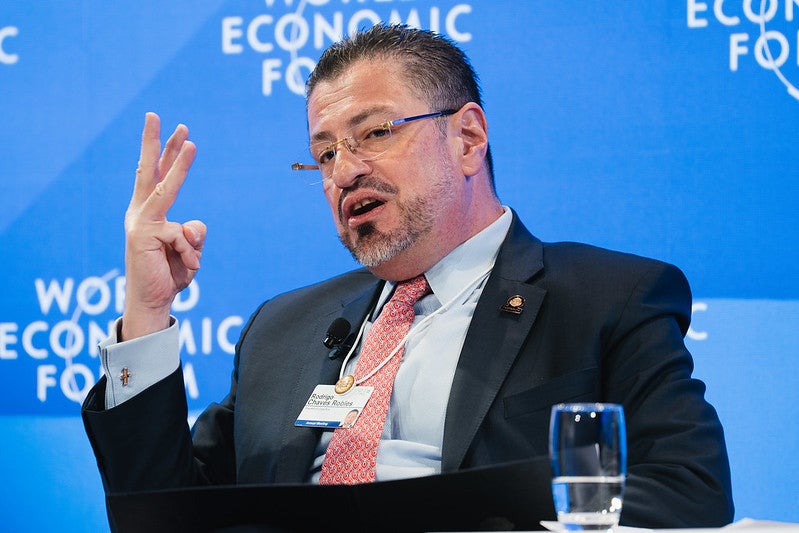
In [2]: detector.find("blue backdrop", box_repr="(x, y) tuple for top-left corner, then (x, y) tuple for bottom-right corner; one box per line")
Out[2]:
(1, 1), (797, 531)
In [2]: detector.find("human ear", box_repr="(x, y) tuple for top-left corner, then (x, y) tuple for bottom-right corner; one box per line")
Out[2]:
(453, 103), (489, 177)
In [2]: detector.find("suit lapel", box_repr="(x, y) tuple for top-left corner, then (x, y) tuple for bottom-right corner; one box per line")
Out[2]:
(442, 212), (546, 471)
(274, 275), (384, 482)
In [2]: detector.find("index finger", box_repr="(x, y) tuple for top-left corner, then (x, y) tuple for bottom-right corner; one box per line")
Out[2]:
(130, 112), (163, 208)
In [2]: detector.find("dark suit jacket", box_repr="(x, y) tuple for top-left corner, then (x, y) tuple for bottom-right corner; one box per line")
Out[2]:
(82, 212), (733, 529)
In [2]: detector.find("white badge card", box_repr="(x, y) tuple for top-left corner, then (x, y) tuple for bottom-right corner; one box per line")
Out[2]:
(295, 384), (373, 428)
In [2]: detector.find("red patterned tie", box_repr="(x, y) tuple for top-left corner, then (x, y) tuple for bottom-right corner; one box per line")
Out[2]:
(319, 274), (431, 484)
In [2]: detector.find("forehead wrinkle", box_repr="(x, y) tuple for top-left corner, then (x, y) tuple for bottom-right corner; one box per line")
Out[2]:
(309, 103), (395, 145)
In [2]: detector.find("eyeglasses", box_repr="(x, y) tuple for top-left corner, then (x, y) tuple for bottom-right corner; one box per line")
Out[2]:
(291, 110), (457, 180)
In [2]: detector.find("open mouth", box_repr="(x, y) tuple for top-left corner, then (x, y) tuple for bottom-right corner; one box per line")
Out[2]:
(339, 178), (397, 226)
(351, 198), (385, 217)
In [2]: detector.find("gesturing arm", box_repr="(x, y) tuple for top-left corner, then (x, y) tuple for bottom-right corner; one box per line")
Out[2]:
(121, 112), (206, 341)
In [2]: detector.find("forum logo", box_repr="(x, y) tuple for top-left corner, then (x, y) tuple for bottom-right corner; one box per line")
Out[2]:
(688, 0), (799, 101)
(220, 0), (474, 96)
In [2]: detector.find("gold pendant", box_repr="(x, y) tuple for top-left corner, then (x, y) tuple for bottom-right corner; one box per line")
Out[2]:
(334, 374), (355, 394)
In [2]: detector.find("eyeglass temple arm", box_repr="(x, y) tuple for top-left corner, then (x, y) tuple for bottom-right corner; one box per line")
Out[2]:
(386, 109), (458, 128)
(291, 162), (319, 171)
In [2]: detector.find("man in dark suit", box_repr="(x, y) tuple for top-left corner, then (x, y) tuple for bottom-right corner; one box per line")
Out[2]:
(82, 23), (733, 530)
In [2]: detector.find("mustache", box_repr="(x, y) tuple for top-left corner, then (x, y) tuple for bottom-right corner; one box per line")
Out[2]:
(337, 176), (399, 220)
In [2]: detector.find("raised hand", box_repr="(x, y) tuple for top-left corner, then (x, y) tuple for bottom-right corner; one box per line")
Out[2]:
(121, 112), (207, 341)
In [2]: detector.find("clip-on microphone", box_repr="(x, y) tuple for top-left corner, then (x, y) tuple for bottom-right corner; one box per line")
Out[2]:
(323, 318), (352, 359)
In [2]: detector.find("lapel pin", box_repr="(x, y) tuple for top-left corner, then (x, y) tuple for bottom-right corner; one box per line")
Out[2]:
(500, 295), (525, 315)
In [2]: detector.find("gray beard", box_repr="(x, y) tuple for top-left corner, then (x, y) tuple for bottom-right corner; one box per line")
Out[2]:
(339, 196), (432, 267)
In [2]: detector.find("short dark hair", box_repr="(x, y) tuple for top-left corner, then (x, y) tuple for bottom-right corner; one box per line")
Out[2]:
(306, 23), (494, 183)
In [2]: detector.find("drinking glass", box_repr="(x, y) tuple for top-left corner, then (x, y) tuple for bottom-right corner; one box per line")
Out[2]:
(549, 403), (626, 531)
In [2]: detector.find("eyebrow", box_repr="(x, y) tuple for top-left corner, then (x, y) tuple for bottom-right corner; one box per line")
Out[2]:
(310, 104), (394, 144)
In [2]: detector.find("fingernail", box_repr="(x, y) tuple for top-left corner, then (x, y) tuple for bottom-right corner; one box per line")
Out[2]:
(186, 224), (199, 243)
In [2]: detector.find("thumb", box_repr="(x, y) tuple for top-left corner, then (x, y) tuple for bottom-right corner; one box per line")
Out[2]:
(182, 220), (207, 250)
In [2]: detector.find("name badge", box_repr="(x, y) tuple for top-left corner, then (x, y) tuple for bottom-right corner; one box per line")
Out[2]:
(295, 384), (373, 428)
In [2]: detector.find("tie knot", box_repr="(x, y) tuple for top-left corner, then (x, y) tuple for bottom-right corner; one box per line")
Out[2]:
(391, 274), (430, 307)
(376, 275), (430, 326)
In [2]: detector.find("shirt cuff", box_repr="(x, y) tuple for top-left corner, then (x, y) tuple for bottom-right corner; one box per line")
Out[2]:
(99, 317), (180, 408)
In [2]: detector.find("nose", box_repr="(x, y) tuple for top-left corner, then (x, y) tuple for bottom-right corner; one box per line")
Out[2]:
(327, 145), (371, 189)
